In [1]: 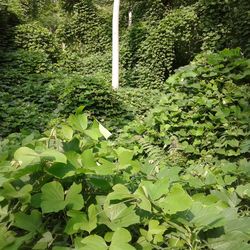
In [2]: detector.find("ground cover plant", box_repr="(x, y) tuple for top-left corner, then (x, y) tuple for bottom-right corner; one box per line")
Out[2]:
(0, 113), (250, 250)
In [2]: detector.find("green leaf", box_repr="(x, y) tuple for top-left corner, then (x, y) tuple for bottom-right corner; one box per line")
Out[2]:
(141, 178), (169, 201)
(148, 220), (166, 235)
(61, 125), (73, 141)
(46, 163), (75, 179)
(116, 147), (134, 169)
(107, 184), (133, 201)
(75, 235), (108, 250)
(64, 211), (86, 235)
(68, 114), (88, 132)
(14, 210), (42, 233)
(84, 128), (102, 140)
(14, 147), (39, 167)
(81, 149), (97, 169)
(80, 204), (97, 234)
(110, 228), (135, 250)
(236, 184), (250, 198)
(103, 204), (140, 230)
(40, 149), (67, 163)
(65, 183), (84, 210)
(158, 184), (193, 214)
(41, 181), (65, 213)
(190, 202), (226, 229)
(32, 232), (53, 249)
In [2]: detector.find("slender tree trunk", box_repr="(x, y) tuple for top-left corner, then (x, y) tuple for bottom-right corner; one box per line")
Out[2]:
(128, 9), (132, 27)
(112, 0), (120, 90)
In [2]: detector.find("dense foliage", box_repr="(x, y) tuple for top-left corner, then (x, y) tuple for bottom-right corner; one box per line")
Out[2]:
(0, 0), (250, 249)
(0, 112), (250, 249)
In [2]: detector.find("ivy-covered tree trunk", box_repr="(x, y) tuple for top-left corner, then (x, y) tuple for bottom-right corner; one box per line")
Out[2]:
(112, 0), (120, 90)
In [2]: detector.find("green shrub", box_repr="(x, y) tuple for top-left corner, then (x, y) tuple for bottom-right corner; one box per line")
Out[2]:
(60, 0), (111, 54)
(118, 48), (250, 171)
(52, 74), (129, 125)
(0, 51), (129, 137)
(198, 0), (250, 57)
(116, 87), (164, 117)
(129, 5), (200, 88)
(56, 50), (112, 81)
(14, 22), (59, 60)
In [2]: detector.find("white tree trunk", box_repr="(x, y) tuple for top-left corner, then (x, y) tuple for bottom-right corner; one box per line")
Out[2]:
(128, 10), (132, 27)
(112, 0), (120, 90)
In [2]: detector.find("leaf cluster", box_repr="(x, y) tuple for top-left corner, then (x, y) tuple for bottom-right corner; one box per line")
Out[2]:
(0, 112), (250, 249)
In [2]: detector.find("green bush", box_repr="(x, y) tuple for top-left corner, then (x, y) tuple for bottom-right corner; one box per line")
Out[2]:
(60, 0), (111, 54)
(56, 50), (112, 81)
(118, 48), (250, 171)
(198, 0), (250, 57)
(129, 5), (200, 88)
(14, 22), (59, 60)
(52, 74), (129, 125)
(0, 50), (129, 137)
(116, 87), (164, 117)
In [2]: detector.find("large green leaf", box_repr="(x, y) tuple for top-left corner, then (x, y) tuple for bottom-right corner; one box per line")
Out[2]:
(41, 181), (65, 213)
(110, 228), (135, 250)
(158, 184), (193, 214)
(64, 211), (87, 235)
(116, 147), (134, 169)
(81, 149), (97, 170)
(61, 125), (73, 141)
(74, 235), (108, 250)
(68, 114), (88, 133)
(65, 183), (84, 210)
(40, 149), (67, 163)
(14, 210), (42, 233)
(14, 147), (39, 167)
(46, 163), (75, 179)
(103, 203), (140, 230)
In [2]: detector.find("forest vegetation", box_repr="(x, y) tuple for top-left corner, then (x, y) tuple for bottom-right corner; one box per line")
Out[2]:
(0, 0), (250, 249)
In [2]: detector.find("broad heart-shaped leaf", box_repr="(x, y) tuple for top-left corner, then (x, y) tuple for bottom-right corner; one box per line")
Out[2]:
(110, 228), (136, 250)
(107, 184), (134, 201)
(81, 149), (97, 170)
(65, 183), (84, 210)
(103, 203), (140, 231)
(14, 147), (39, 167)
(140, 178), (169, 201)
(68, 114), (88, 132)
(84, 128), (102, 141)
(46, 162), (76, 179)
(41, 181), (65, 213)
(158, 184), (193, 214)
(14, 210), (42, 233)
(116, 147), (134, 169)
(134, 186), (152, 212)
(40, 149), (67, 163)
(2, 183), (32, 204)
(61, 125), (73, 141)
(148, 220), (166, 235)
(236, 183), (250, 198)
(74, 235), (108, 250)
(189, 202), (227, 230)
(81, 204), (97, 233)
